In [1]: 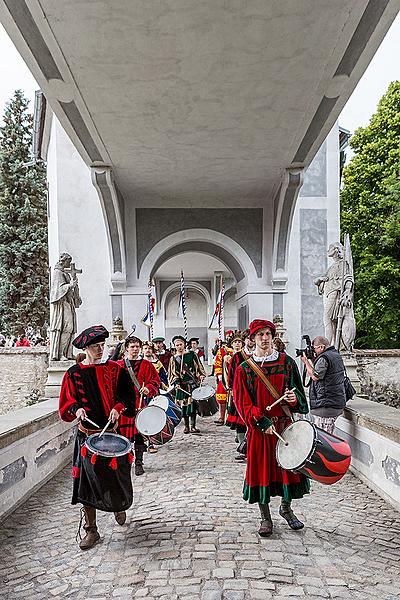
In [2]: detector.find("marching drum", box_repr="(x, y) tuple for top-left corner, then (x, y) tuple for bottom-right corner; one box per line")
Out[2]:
(135, 405), (166, 436)
(192, 385), (218, 417)
(148, 416), (175, 446)
(276, 420), (351, 485)
(149, 394), (182, 427)
(79, 432), (133, 512)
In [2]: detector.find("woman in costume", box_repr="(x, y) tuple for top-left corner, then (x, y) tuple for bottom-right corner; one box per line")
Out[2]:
(168, 335), (206, 434)
(233, 319), (310, 537)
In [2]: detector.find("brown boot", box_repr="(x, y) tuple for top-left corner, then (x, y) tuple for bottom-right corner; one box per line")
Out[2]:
(114, 511), (126, 525)
(79, 506), (100, 550)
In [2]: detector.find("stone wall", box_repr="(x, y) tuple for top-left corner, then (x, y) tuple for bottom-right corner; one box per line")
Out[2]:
(0, 348), (49, 416)
(355, 350), (400, 409)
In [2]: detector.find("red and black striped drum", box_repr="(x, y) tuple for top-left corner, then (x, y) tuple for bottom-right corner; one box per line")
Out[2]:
(276, 420), (351, 485)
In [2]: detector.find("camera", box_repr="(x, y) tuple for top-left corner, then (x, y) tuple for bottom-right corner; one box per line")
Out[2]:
(295, 335), (314, 360)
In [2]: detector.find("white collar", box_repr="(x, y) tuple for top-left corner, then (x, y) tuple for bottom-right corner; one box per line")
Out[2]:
(252, 349), (279, 364)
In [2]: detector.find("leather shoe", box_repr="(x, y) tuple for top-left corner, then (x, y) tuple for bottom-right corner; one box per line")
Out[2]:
(114, 511), (126, 525)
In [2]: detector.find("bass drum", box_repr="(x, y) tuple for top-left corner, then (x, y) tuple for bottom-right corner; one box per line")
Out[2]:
(276, 420), (351, 485)
(192, 385), (218, 417)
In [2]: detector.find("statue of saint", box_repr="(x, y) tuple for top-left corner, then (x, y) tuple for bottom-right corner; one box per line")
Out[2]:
(314, 236), (356, 351)
(49, 253), (82, 360)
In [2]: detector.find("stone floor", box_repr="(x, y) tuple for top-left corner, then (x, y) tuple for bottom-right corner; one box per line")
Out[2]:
(1, 419), (400, 600)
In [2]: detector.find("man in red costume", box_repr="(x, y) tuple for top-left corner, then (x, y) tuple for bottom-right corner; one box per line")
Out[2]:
(59, 325), (135, 550)
(233, 319), (309, 537)
(117, 336), (160, 475)
(153, 336), (172, 371)
(213, 332), (233, 425)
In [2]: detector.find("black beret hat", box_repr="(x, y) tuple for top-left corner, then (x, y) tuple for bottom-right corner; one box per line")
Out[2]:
(72, 325), (109, 349)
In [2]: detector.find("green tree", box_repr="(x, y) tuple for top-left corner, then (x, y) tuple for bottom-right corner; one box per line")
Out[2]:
(0, 90), (48, 335)
(341, 81), (400, 348)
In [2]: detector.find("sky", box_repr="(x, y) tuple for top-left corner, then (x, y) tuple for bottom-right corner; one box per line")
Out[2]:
(0, 12), (400, 133)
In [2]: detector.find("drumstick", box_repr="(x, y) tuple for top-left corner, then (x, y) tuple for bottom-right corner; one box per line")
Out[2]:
(83, 416), (100, 428)
(266, 388), (296, 411)
(177, 386), (191, 397)
(98, 418), (112, 438)
(270, 427), (289, 446)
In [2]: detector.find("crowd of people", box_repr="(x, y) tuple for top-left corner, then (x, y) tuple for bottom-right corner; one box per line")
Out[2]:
(0, 327), (48, 348)
(59, 319), (348, 549)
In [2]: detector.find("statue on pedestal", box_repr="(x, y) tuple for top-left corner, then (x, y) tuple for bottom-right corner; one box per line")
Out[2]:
(314, 235), (356, 352)
(49, 253), (82, 360)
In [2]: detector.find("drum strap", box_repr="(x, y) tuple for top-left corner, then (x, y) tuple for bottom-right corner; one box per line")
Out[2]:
(124, 358), (142, 393)
(244, 357), (293, 420)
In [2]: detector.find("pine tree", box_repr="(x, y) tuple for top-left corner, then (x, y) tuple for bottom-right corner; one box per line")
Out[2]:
(0, 90), (48, 335)
(340, 81), (400, 348)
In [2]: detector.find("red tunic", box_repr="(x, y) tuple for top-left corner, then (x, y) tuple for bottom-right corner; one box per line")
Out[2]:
(233, 352), (310, 504)
(117, 358), (160, 440)
(226, 350), (248, 427)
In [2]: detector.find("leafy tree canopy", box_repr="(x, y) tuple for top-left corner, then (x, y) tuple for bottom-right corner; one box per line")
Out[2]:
(0, 90), (48, 335)
(341, 81), (400, 348)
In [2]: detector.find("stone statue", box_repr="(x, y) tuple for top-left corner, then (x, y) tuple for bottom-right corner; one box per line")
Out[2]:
(49, 253), (82, 360)
(314, 235), (356, 351)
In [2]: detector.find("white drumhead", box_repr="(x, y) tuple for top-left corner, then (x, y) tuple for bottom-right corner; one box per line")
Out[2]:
(135, 406), (166, 435)
(149, 395), (169, 411)
(276, 420), (315, 470)
(192, 385), (215, 401)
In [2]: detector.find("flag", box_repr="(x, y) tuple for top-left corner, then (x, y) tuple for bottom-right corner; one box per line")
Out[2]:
(209, 287), (223, 329)
(141, 280), (156, 332)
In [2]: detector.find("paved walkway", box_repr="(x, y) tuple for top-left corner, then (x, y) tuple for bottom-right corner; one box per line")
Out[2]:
(1, 419), (400, 600)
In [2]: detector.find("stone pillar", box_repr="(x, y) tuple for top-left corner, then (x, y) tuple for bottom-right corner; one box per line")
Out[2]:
(44, 360), (74, 398)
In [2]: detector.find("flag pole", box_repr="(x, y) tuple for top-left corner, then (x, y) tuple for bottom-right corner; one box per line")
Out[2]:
(218, 279), (225, 341)
(180, 270), (188, 340)
(148, 279), (154, 341)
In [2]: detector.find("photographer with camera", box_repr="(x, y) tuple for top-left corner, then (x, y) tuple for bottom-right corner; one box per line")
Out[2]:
(300, 336), (346, 434)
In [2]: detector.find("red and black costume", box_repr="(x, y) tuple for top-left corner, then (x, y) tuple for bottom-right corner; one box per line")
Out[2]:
(116, 357), (160, 442)
(226, 349), (248, 432)
(59, 359), (134, 511)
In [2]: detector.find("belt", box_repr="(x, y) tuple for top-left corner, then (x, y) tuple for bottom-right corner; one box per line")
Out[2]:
(78, 423), (117, 435)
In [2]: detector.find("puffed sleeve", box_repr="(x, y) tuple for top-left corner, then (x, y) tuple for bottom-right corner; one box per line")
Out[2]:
(59, 371), (79, 422)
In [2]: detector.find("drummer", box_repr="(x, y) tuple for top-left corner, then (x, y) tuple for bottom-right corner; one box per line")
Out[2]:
(225, 331), (247, 461)
(233, 319), (309, 537)
(188, 337), (205, 365)
(142, 341), (169, 390)
(168, 335), (206, 434)
(117, 336), (160, 475)
(59, 325), (135, 550)
(153, 336), (172, 371)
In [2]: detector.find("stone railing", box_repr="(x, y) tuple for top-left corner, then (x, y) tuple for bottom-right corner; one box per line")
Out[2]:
(336, 397), (400, 512)
(0, 348), (49, 416)
(0, 399), (74, 522)
(355, 349), (400, 409)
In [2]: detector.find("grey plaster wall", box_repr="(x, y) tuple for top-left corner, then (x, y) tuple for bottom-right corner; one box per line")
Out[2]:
(135, 208), (263, 277)
(300, 209), (327, 340)
(299, 141), (327, 197)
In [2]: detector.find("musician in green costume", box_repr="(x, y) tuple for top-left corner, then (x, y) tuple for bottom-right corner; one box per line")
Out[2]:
(168, 335), (206, 434)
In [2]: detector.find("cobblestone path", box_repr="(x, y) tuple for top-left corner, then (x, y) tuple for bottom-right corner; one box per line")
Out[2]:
(1, 419), (399, 600)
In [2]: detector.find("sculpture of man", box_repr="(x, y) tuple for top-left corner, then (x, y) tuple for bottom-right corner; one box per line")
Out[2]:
(314, 238), (356, 351)
(50, 253), (82, 360)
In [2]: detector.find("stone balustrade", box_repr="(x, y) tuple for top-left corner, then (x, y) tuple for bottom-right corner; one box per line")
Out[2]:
(0, 399), (75, 522)
(336, 397), (400, 512)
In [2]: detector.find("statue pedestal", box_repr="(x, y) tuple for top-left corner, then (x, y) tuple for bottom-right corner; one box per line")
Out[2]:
(341, 352), (361, 395)
(45, 360), (74, 398)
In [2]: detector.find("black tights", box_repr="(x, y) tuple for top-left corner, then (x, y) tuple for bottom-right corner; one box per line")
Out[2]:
(184, 414), (197, 429)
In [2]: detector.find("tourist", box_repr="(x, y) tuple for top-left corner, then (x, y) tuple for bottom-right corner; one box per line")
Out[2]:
(168, 335), (206, 434)
(233, 319), (309, 536)
(15, 333), (30, 347)
(117, 336), (160, 475)
(300, 335), (346, 434)
(58, 325), (134, 550)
